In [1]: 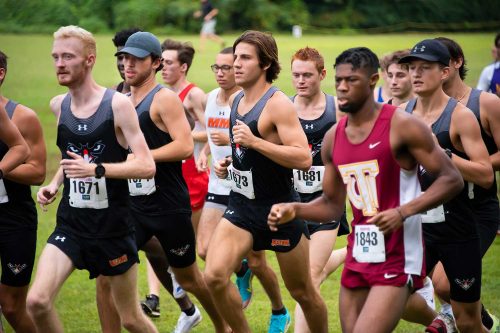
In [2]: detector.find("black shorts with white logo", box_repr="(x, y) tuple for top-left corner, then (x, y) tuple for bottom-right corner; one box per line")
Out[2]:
(205, 192), (229, 206)
(0, 228), (37, 286)
(425, 238), (481, 303)
(306, 211), (350, 236)
(132, 211), (196, 268)
(223, 192), (308, 252)
(47, 227), (139, 279)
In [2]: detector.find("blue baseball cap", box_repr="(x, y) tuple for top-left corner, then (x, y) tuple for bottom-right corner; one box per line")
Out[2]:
(115, 31), (161, 58)
(399, 39), (450, 66)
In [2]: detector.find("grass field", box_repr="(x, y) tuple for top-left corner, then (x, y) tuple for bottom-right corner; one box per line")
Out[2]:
(0, 32), (498, 332)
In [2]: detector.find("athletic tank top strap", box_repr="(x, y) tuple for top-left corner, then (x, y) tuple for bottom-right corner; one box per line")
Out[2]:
(404, 98), (417, 113)
(59, 89), (116, 134)
(135, 84), (163, 116)
(325, 94), (336, 122)
(432, 98), (457, 134)
(466, 88), (481, 118)
(178, 83), (195, 102)
(230, 86), (279, 133)
(5, 100), (18, 118)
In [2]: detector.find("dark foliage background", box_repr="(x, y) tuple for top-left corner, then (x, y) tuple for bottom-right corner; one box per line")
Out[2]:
(1, 0), (498, 33)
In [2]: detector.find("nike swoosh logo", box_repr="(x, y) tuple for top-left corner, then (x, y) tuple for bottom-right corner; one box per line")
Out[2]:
(369, 142), (381, 149)
(384, 273), (398, 279)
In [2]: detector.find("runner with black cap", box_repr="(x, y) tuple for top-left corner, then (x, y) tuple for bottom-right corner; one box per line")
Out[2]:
(399, 39), (493, 333)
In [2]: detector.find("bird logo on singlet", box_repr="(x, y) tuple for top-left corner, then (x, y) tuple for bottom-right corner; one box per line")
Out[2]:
(309, 138), (322, 158)
(67, 140), (106, 163)
(233, 140), (247, 161)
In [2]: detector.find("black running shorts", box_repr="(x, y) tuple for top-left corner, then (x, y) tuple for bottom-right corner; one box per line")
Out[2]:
(425, 238), (482, 303)
(133, 211), (196, 268)
(0, 228), (37, 286)
(223, 193), (308, 252)
(47, 228), (139, 279)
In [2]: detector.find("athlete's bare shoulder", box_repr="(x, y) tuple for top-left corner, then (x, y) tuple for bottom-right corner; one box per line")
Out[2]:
(11, 103), (39, 124)
(49, 94), (66, 118)
(188, 86), (206, 103)
(266, 90), (295, 112)
(479, 90), (500, 114)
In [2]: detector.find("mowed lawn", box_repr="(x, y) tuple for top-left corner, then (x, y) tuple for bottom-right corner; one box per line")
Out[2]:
(0, 32), (498, 332)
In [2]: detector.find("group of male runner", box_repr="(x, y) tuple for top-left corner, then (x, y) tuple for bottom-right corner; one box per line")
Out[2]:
(0, 25), (498, 333)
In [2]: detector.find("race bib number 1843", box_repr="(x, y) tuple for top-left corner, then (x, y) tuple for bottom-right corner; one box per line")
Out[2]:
(353, 225), (386, 263)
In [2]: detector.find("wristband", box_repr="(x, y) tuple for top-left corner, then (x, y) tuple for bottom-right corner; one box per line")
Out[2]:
(396, 207), (407, 222)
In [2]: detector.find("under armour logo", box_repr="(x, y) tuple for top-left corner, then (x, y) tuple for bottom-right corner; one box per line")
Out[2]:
(219, 111), (225, 116)
(77, 124), (88, 131)
(413, 45), (426, 53)
(170, 244), (190, 256)
(207, 196), (215, 200)
(226, 210), (234, 215)
(305, 124), (314, 130)
(8, 263), (27, 275)
(55, 236), (66, 242)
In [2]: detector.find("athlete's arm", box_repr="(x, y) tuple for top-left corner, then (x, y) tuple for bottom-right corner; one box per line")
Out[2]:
(4, 105), (46, 185)
(196, 142), (210, 172)
(189, 87), (208, 143)
(109, 93), (155, 179)
(234, 92), (311, 171)
(368, 110), (463, 233)
(37, 166), (64, 210)
(0, 104), (30, 176)
(451, 105), (493, 188)
(268, 125), (346, 230)
(480, 92), (500, 170)
(150, 89), (193, 162)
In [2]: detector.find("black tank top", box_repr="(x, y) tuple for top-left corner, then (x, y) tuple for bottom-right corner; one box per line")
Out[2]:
(292, 93), (336, 202)
(0, 100), (37, 231)
(407, 98), (477, 242)
(230, 87), (294, 201)
(130, 84), (190, 215)
(465, 88), (498, 200)
(56, 89), (131, 238)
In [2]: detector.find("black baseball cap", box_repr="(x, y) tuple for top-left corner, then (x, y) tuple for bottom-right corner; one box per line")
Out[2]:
(399, 39), (450, 66)
(115, 32), (161, 58)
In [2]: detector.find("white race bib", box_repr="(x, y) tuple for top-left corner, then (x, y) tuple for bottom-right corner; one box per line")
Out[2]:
(353, 224), (385, 263)
(227, 164), (255, 199)
(293, 166), (325, 194)
(69, 177), (108, 209)
(420, 192), (445, 223)
(128, 178), (156, 196)
(0, 179), (8, 203)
